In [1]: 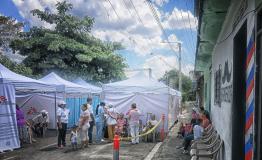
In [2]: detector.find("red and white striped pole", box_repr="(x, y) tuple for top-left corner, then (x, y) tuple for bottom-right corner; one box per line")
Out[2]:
(161, 114), (165, 142)
(113, 135), (120, 160)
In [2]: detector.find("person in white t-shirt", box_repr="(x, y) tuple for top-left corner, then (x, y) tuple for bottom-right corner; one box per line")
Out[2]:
(105, 105), (118, 142)
(57, 100), (70, 148)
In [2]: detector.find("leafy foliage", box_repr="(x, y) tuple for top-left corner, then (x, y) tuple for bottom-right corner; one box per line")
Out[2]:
(0, 16), (23, 51)
(160, 69), (195, 102)
(11, 1), (126, 83)
(0, 53), (33, 77)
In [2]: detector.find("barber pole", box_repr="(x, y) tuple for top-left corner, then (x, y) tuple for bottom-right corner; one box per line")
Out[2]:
(245, 27), (255, 160)
(113, 135), (120, 160)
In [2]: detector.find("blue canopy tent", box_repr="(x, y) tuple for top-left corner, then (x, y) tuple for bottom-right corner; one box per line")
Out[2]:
(39, 73), (94, 128)
(66, 78), (102, 127)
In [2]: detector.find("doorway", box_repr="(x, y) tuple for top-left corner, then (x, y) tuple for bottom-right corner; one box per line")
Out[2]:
(232, 21), (247, 160)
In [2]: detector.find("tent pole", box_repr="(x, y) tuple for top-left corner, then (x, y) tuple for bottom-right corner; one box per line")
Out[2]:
(55, 92), (57, 136)
(74, 97), (76, 126)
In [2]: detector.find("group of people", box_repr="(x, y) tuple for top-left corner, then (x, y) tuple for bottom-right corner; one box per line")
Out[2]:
(16, 105), (49, 145)
(56, 98), (143, 150)
(177, 106), (211, 154)
(15, 97), (159, 150)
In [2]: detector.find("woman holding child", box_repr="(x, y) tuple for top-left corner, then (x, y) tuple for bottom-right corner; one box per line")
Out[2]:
(78, 104), (90, 148)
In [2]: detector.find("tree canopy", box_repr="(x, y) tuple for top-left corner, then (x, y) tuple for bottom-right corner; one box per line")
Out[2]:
(160, 69), (195, 102)
(0, 16), (23, 51)
(11, 1), (126, 83)
(0, 53), (33, 77)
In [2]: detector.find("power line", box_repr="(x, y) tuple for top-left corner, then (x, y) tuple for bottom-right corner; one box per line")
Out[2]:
(185, 0), (195, 46)
(121, 0), (133, 17)
(127, 0), (157, 53)
(104, 0), (150, 54)
(101, 1), (110, 20)
(147, 0), (194, 68)
(106, 0), (121, 20)
(178, 8), (194, 52)
(146, 0), (179, 58)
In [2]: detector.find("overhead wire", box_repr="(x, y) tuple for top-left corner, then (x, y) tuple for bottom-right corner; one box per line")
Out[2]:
(185, 0), (196, 46)
(160, 0), (195, 65)
(127, 0), (158, 53)
(146, 0), (179, 58)
(104, 0), (147, 52)
(161, 0), (195, 73)
(177, 5), (194, 53)
(146, 0), (194, 74)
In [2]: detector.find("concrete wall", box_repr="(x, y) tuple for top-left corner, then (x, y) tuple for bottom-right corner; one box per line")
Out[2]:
(209, 0), (255, 160)
(203, 64), (211, 112)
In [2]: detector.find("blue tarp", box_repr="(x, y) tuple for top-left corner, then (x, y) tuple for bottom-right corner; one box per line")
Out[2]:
(67, 95), (100, 128)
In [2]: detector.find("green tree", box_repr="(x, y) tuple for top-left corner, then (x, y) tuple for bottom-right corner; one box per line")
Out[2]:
(0, 53), (33, 77)
(160, 69), (195, 102)
(11, 1), (126, 83)
(0, 16), (23, 50)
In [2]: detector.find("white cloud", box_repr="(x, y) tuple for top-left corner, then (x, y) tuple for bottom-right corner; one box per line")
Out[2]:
(163, 8), (198, 30)
(154, 0), (169, 7)
(13, 0), (56, 29)
(142, 54), (194, 79)
(143, 55), (178, 79)
(12, 0), (186, 56)
(12, 0), (196, 75)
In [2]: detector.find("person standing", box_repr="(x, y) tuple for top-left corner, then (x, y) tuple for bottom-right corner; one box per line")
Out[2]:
(16, 105), (28, 144)
(86, 97), (95, 144)
(127, 103), (141, 144)
(106, 105), (117, 142)
(32, 110), (49, 137)
(57, 100), (70, 148)
(95, 102), (105, 143)
(78, 104), (90, 148)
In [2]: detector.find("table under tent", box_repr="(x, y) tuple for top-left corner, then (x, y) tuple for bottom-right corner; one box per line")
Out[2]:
(103, 72), (181, 132)
(0, 64), (56, 151)
(39, 73), (101, 128)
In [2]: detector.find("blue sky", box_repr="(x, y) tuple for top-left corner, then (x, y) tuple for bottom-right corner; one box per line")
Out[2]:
(0, 0), (197, 78)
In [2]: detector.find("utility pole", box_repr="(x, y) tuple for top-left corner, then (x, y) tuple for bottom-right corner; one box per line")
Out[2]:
(161, 41), (182, 93)
(178, 43), (182, 93)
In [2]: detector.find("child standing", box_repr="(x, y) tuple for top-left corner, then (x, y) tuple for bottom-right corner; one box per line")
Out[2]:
(70, 125), (78, 150)
(115, 113), (126, 136)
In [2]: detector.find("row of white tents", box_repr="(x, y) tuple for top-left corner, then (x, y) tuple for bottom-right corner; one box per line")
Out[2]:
(0, 63), (181, 151)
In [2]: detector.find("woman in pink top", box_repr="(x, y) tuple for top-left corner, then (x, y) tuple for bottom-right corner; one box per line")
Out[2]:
(16, 105), (28, 144)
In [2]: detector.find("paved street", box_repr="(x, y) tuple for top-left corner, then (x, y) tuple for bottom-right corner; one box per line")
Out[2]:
(152, 124), (190, 160)
(0, 134), (156, 160)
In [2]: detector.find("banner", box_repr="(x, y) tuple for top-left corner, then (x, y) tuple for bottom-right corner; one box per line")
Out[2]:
(0, 83), (20, 151)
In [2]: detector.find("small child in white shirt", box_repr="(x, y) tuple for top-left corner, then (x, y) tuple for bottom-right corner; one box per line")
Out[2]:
(70, 125), (78, 150)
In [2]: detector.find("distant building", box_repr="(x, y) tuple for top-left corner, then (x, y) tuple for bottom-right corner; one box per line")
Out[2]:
(195, 0), (261, 160)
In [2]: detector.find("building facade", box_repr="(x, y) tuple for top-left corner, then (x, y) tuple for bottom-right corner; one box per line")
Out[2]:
(195, 0), (262, 159)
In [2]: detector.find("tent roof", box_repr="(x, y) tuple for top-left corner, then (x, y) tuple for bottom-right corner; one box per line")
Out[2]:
(73, 78), (102, 94)
(0, 64), (56, 93)
(39, 72), (90, 95)
(103, 72), (181, 96)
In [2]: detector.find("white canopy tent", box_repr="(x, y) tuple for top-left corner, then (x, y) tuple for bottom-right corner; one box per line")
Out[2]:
(103, 72), (181, 132)
(0, 64), (56, 93)
(73, 78), (102, 94)
(39, 72), (91, 97)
